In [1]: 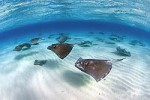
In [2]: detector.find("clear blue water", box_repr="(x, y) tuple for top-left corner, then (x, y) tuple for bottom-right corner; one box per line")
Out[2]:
(0, 0), (150, 100)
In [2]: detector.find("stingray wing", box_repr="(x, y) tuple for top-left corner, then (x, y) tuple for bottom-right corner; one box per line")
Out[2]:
(85, 59), (112, 82)
(75, 58), (112, 82)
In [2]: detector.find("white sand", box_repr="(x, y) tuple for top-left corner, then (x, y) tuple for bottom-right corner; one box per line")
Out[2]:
(0, 33), (150, 100)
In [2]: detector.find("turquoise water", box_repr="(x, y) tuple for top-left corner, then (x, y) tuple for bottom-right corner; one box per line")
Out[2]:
(0, 0), (150, 100)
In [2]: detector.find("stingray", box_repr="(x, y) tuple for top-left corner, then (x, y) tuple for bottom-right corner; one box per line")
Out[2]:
(109, 34), (124, 42)
(129, 40), (145, 47)
(56, 35), (69, 43)
(96, 38), (104, 42)
(75, 57), (112, 82)
(116, 46), (131, 56)
(47, 43), (73, 59)
(128, 40), (138, 46)
(78, 41), (93, 47)
(48, 34), (54, 39)
(58, 32), (70, 36)
(138, 41), (145, 47)
(13, 43), (31, 51)
(34, 60), (47, 66)
(30, 38), (45, 45)
(105, 41), (115, 44)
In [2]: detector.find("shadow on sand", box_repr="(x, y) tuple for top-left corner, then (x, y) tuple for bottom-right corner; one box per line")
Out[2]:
(112, 51), (130, 57)
(44, 59), (61, 69)
(14, 51), (38, 60)
(62, 70), (91, 87)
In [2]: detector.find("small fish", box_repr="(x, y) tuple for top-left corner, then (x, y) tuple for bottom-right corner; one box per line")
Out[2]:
(47, 43), (73, 59)
(75, 57), (112, 82)
(13, 43), (31, 51)
(34, 60), (47, 66)
(30, 38), (45, 45)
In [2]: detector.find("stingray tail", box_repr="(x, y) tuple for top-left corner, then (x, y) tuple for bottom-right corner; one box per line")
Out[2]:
(111, 58), (126, 63)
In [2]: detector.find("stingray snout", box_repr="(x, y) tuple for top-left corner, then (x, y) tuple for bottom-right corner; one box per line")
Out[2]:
(47, 45), (52, 50)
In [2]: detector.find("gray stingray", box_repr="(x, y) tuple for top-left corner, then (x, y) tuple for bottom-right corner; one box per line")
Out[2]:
(109, 34), (124, 42)
(30, 38), (45, 45)
(13, 43), (31, 51)
(75, 57), (125, 82)
(47, 43), (73, 59)
(34, 60), (47, 66)
(129, 40), (145, 47)
(78, 41), (93, 47)
(116, 46), (131, 56)
(56, 35), (70, 43)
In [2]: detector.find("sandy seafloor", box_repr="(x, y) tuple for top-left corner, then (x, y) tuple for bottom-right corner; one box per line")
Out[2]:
(0, 32), (150, 100)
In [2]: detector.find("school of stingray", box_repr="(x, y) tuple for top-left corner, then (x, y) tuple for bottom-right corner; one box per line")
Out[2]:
(13, 33), (143, 82)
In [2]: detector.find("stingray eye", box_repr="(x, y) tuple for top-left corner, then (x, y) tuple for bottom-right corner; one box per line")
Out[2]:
(80, 61), (83, 65)
(52, 45), (57, 48)
(84, 61), (89, 66)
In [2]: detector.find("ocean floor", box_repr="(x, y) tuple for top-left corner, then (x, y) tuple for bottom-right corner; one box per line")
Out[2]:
(0, 32), (150, 100)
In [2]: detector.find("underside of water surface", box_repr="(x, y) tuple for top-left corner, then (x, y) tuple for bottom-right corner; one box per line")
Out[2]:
(0, 0), (150, 100)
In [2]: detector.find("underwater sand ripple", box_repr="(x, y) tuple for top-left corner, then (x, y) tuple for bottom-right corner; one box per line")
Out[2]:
(0, 40), (150, 100)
